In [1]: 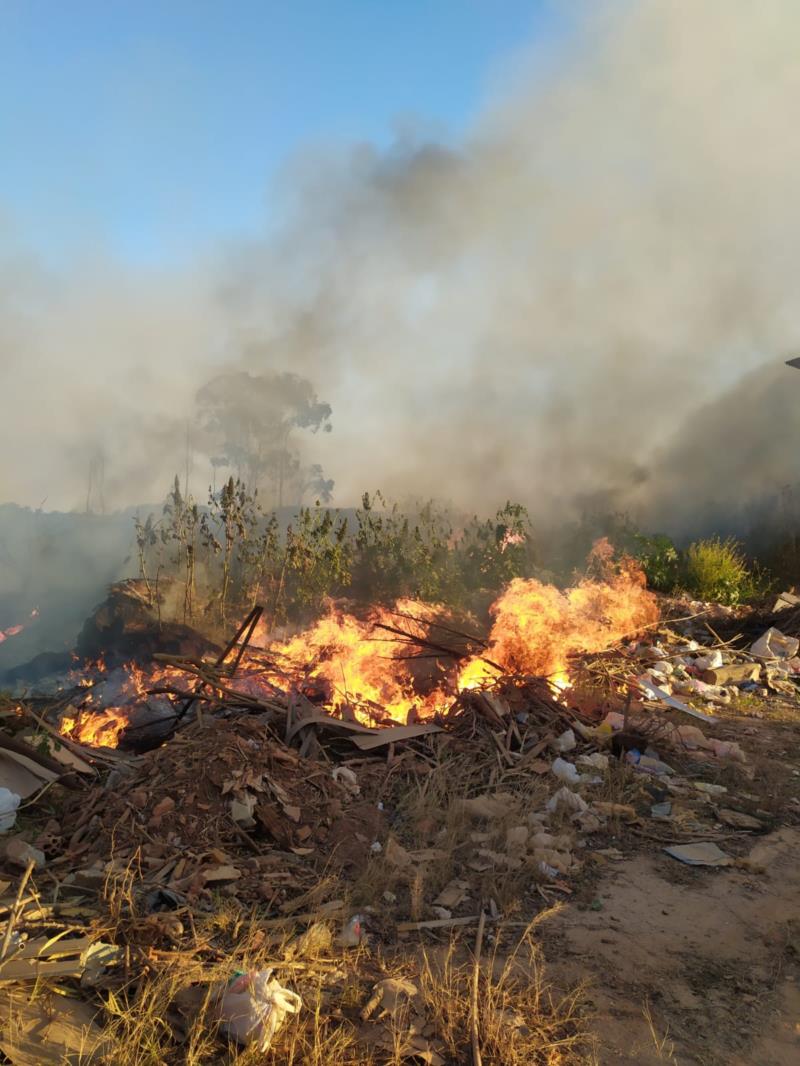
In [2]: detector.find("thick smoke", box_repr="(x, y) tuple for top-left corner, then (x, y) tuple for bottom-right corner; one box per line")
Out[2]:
(3, 0), (800, 533)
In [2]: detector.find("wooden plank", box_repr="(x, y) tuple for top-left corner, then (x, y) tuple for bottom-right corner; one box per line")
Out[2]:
(349, 723), (442, 750)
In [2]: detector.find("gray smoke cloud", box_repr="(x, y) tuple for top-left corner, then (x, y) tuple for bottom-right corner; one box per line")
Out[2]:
(3, 0), (800, 535)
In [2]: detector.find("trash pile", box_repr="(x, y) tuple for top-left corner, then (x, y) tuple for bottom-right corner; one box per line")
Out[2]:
(0, 591), (799, 1062)
(629, 617), (800, 714)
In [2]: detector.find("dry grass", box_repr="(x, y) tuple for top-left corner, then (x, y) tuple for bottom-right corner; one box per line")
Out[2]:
(378, 744), (553, 910)
(73, 761), (593, 1066)
(92, 907), (592, 1065)
(643, 999), (678, 1064)
(418, 914), (596, 1066)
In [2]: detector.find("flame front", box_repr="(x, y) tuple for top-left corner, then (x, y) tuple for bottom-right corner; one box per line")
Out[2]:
(60, 545), (658, 745)
(470, 547), (658, 683)
(268, 599), (452, 723)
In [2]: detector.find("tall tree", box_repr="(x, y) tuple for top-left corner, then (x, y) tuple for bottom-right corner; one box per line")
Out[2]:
(196, 370), (333, 506)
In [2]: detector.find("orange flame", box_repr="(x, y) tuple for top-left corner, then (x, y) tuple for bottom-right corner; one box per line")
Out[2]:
(60, 707), (131, 748)
(269, 598), (450, 723)
(465, 546), (658, 684)
(0, 608), (39, 644)
(61, 544), (657, 744)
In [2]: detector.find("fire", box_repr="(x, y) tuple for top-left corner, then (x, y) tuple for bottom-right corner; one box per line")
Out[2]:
(549, 670), (571, 693)
(59, 657), (190, 749)
(269, 599), (452, 723)
(264, 544), (655, 723)
(60, 543), (657, 744)
(456, 656), (501, 691)
(0, 608), (39, 644)
(60, 707), (131, 748)
(470, 547), (657, 682)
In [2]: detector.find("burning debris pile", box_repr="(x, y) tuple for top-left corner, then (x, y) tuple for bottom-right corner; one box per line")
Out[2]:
(1, 552), (799, 1063)
(6, 539), (658, 751)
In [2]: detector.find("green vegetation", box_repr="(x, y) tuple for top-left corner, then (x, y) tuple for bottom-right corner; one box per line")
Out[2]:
(136, 481), (779, 626)
(134, 480), (539, 627)
(682, 535), (761, 605)
(633, 533), (681, 593)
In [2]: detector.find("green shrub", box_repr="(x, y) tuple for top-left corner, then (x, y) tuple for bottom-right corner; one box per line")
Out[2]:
(683, 536), (753, 604)
(633, 533), (680, 592)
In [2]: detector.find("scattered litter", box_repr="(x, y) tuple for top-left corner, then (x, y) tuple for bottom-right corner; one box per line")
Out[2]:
(339, 914), (367, 947)
(433, 879), (470, 909)
(550, 729), (576, 753)
(702, 663), (760, 685)
(3, 839), (45, 871)
(461, 792), (516, 819)
(384, 836), (412, 869)
(546, 787), (588, 814)
(0, 935), (122, 984)
(216, 969), (302, 1052)
(230, 796), (256, 827)
(694, 782), (728, 797)
(331, 766), (360, 795)
(594, 847), (625, 861)
(593, 802), (637, 822)
(750, 627), (800, 661)
(664, 842), (733, 867)
(551, 757), (582, 784)
(0, 790), (20, 833)
(636, 678), (716, 722)
(716, 809), (764, 831)
(577, 752), (609, 771)
(361, 976), (419, 1021)
(772, 590), (800, 612)
(0, 987), (113, 1064)
(694, 650), (724, 671)
(0, 569), (795, 1062)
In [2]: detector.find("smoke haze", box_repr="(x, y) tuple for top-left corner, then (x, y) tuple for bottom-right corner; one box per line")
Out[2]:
(3, 0), (800, 534)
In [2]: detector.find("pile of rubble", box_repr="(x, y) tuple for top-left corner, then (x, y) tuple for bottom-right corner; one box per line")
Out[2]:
(0, 596), (798, 1062)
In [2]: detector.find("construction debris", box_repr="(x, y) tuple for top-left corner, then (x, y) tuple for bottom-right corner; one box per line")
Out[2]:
(0, 582), (798, 1063)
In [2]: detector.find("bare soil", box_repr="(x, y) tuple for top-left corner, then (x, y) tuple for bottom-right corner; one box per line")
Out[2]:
(548, 825), (800, 1065)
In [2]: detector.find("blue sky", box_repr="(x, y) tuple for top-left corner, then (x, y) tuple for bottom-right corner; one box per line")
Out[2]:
(1, 1), (560, 265)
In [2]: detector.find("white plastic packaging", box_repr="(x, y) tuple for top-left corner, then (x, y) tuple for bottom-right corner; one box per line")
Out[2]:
(694, 650), (724, 671)
(0, 789), (21, 832)
(545, 786), (588, 815)
(751, 627), (800, 661)
(551, 757), (582, 784)
(550, 729), (576, 753)
(217, 969), (302, 1052)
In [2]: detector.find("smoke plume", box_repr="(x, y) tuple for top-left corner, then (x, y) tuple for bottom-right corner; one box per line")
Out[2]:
(2, 0), (800, 535)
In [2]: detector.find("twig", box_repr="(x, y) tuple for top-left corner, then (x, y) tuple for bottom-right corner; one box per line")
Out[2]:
(471, 906), (486, 1066)
(174, 604), (263, 724)
(0, 860), (36, 962)
(396, 914), (492, 932)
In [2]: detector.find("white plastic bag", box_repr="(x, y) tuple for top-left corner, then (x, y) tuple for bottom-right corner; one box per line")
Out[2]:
(545, 786), (588, 815)
(694, 650), (723, 671)
(217, 969), (302, 1052)
(551, 757), (582, 784)
(751, 627), (800, 661)
(550, 729), (576, 753)
(0, 788), (21, 832)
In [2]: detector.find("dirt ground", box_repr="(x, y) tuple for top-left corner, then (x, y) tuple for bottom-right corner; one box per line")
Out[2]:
(548, 824), (800, 1065)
